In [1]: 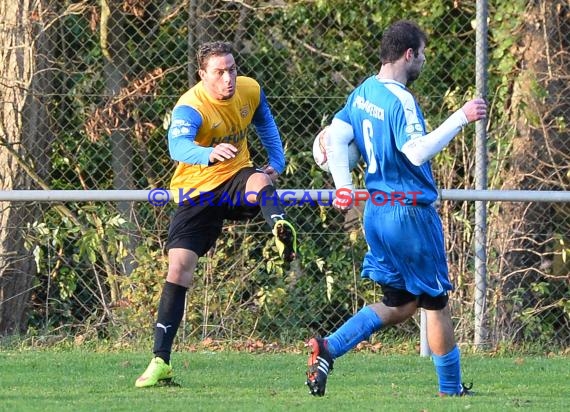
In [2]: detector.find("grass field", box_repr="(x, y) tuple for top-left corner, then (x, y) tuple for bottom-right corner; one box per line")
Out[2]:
(1, 349), (568, 411)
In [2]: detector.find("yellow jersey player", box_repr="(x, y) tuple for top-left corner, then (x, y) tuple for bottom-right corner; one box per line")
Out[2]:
(136, 41), (298, 388)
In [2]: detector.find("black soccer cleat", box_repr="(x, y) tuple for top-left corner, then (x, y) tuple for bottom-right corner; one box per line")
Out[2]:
(305, 337), (334, 397)
(438, 382), (474, 397)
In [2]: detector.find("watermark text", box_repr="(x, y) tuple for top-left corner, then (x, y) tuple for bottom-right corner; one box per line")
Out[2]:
(147, 188), (422, 207)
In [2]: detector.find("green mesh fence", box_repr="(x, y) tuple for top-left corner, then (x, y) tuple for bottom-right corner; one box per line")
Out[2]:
(1, 0), (568, 350)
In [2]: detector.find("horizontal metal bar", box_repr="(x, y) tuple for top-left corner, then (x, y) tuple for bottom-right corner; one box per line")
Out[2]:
(0, 189), (569, 202)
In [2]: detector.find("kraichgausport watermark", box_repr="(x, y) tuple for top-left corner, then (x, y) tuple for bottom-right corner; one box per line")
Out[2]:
(147, 188), (170, 207)
(335, 188), (422, 206)
(147, 188), (423, 207)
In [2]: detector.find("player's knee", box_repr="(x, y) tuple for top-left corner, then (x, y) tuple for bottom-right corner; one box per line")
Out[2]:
(166, 266), (193, 287)
(248, 172), (273, 190)
(167, 254), (197, 287)
(372, 300), (417, 326)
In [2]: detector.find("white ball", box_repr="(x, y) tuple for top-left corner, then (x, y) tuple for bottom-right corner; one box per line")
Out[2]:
(312, 126), (360, 173)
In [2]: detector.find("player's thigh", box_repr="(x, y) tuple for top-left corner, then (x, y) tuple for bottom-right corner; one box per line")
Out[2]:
(220, 167), (263, 220)
(384, 206), (445, 267)
(398, 207), (450, 296)
(221, 166), (265, 202)
(365, 204), (449, 294)
(167, 203), (223, 256)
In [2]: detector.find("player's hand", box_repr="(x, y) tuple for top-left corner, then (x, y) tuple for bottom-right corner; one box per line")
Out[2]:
(333, 189), (354, 212)
(262, 165), (279, 183)
(461, 98), (487, 123)
(209, 143), (238, 163)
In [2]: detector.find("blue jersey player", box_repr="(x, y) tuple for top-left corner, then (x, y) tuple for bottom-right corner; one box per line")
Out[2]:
(306, 20), (487, 397)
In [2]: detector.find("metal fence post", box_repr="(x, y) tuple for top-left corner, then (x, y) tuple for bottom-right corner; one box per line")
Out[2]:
(474, 0), (489, 349)
(420, 309), (431, 357)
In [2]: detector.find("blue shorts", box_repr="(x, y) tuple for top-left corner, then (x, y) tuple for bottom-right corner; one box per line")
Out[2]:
(361, 201), (452, 297)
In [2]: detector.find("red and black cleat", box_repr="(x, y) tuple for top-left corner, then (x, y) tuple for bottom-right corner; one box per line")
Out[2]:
(305, 337), (334, 397)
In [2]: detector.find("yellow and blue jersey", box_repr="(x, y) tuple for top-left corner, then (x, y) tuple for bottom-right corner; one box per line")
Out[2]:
(168, 76), (284, 199)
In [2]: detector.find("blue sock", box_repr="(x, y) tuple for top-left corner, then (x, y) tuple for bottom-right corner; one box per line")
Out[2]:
(326, 306), (383, 358)
(432, 345), (462, 395)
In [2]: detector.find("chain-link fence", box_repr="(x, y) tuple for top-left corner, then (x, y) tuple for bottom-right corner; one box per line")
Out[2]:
(1, 0), (568, 350)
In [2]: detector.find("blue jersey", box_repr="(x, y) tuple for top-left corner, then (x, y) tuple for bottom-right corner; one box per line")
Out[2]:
(335, 75), (451, 296)
(335, 76), (438, 205)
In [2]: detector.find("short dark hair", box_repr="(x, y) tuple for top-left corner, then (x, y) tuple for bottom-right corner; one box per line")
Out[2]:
(196, 41), (234, 70)
(379, 20), (428, 64)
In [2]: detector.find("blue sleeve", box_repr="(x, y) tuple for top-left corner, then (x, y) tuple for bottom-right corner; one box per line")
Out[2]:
(334, 104), (351, 124)
(168, 105), (214, 165)
(251, 90), (285, 174)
